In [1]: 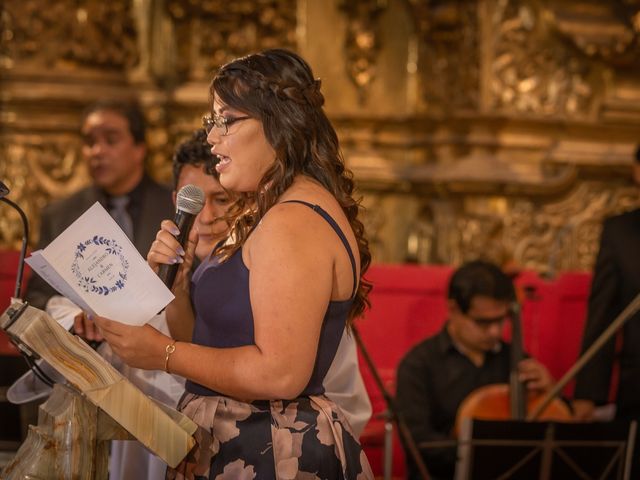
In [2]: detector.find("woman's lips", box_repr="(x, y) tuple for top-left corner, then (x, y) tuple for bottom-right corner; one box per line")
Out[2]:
(215, 156), (231, 173)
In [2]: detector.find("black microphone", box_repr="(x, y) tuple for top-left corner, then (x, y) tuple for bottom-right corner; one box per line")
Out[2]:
(157, 184), (205, 289)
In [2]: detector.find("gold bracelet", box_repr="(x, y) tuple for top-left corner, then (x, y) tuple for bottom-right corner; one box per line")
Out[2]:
(164, 340), (177, 373)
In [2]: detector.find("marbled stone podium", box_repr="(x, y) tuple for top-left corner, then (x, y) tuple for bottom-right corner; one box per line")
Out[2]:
(0, 301), (197, 479)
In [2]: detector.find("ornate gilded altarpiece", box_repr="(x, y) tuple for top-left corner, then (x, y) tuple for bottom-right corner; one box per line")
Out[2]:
(2, 0), (640, 275)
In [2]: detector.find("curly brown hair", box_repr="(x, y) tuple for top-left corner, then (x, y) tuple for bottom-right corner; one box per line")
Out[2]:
(210, 49), (372, 322)
(172, 128), (221, 190)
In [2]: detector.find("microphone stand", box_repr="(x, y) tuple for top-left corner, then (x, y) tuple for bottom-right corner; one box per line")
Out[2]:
(529, 290), (640, 420)
(1, 187), (55, 386)
(352, 324), (431, 480)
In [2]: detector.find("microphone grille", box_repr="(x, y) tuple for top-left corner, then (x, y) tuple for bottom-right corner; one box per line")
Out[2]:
(176, 184), (205, 215)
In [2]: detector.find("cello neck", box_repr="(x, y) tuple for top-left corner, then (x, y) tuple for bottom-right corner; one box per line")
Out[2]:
(509, 301), (526, 419)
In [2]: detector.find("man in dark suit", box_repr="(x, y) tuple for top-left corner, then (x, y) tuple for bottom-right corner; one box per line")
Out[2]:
(25, 100), (174, 309)
(573, 146), (640, 477)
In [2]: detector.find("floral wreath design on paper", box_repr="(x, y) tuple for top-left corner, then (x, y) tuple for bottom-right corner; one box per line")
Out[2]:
(71, 235), (129, 296)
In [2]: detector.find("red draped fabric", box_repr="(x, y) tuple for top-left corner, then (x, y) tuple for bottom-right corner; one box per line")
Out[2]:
(357, 264), (593, 478)
(0, 249), (28, 356)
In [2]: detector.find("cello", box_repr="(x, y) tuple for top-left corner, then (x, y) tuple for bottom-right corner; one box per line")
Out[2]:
(454, 300), (571, 435)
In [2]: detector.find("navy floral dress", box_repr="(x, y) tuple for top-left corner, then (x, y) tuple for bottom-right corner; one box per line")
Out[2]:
(166, 202), (373, 479)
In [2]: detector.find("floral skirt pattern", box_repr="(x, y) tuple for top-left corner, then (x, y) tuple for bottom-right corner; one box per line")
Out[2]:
(166, 393), (374, 480)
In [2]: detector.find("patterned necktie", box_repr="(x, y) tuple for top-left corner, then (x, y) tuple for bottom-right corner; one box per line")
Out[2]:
(109, 195), (134, 240)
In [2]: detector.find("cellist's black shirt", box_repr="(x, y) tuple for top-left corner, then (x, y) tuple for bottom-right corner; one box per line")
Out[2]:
(396, 324), (512, 480)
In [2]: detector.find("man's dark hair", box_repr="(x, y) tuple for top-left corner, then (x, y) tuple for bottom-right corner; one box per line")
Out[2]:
(448, 260), (515, 314)
(81, 99), (147, 144)
(635, 145), (640, 164)
(172, 128), (219, 189)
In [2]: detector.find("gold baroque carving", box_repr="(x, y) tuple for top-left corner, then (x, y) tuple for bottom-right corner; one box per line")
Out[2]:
(144, 104), (174, 186)
(0, 136), (89, 248)
(0, 0), (138, 70)
(1, 0), (639, 278)
(404, 0), (431, 35)
(510, 181), (639, 273)
(400, 180), (640, 273)
(406, 205), (437, 264)
(490, 0), (597, 117)
(146, 106), (212, 186)
(339, 0), (387, 104)
(546, 0), (640, 66)
(166, 0), (297, 83)
(401, 200), (510, 266)
(403, 155), (578, 196)
(404, 0), (479, 111)
(361, 193), (388, 265)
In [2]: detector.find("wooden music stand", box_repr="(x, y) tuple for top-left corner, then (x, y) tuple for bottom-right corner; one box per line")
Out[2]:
(0, 301), (198, 479)
(455, 418), (637, 480)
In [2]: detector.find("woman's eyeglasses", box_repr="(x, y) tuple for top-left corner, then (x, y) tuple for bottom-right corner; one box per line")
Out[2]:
(202, 114), (250, 136)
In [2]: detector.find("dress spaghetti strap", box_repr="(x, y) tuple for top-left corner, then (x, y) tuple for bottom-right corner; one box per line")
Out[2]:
(281, 199), (358, 298)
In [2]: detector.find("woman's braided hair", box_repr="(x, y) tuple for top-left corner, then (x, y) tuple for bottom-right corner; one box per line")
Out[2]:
(211, 49), (372, 322)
